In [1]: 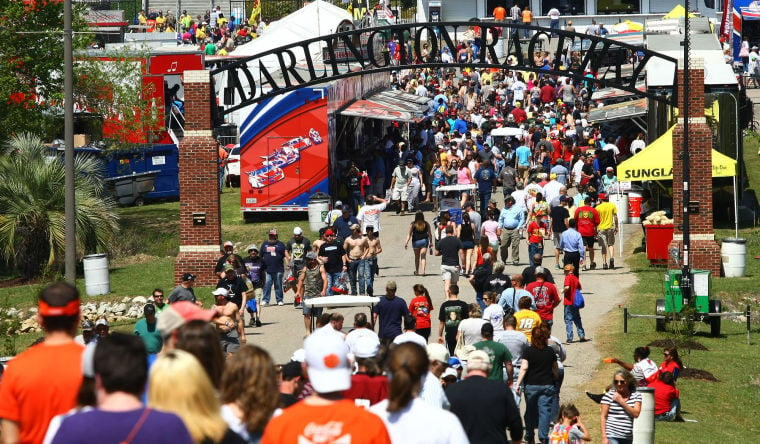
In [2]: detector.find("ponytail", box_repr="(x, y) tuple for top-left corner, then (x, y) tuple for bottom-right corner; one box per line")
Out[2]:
(386, 343), (428, 413)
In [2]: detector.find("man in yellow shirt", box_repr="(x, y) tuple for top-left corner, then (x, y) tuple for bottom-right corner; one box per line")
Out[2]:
(594, 193), (618, 270)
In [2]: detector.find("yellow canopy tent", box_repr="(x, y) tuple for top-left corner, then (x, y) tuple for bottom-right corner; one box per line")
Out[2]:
(617, 126), (737, 181)
(662, 5), (696, 19)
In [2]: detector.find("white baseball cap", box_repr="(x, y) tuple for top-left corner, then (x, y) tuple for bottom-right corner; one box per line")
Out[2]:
(352, 334), (380, 359)
(212, 288), (229, 297)
(294, 227), (303, 235)
(426, 343), (450, 364)
(304, 328), (351, 393)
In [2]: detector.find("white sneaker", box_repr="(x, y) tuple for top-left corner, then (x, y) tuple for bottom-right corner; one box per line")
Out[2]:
(261, 301), (269, 306)
(277, 301), (284, 306)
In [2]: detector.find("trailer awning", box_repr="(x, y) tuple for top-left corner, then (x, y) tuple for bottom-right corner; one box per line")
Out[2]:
(340, 89), (429, 122)
(591, 81), (646, 101)
(588, 98), (647, 123)
(617, 126), (737, 181)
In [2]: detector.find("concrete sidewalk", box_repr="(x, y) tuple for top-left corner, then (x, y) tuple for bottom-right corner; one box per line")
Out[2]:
(245, 206), (637, 403)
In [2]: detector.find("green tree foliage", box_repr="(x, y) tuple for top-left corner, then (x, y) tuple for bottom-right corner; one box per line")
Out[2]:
(0, 133), (119, 279)
(0, 0), (90, 139)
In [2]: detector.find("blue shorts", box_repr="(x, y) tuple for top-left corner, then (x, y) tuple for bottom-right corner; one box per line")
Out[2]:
(412, 238), (430, 249)
(461, 240), (475, 249)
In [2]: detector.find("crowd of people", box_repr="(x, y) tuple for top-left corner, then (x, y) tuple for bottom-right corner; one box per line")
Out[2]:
(133, 6), (266, 56)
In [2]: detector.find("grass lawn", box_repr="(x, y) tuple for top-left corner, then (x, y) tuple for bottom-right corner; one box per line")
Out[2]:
(572, 136), (760, 442)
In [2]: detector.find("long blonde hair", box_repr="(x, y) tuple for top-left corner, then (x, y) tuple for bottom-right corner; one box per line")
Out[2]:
(148, 350), (228, 443)
(220, 345), (279, 436)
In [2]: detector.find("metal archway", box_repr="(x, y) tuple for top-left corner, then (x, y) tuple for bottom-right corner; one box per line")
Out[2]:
(211, 21), (678, 117)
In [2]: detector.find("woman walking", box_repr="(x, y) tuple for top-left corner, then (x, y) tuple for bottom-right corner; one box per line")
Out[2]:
(405, 211), (433, 276)
(516, 324), (558, 444)
(600, 370), (642, 444)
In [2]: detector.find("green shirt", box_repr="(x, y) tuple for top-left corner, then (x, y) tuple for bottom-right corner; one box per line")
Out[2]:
(474, 339), (512, 381)
(134, 318), (163, 354)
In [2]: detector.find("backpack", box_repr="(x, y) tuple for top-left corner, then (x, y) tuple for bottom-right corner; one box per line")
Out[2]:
(549, 424), (570, 444)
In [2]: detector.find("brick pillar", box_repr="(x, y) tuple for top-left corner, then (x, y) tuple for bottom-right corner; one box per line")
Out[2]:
(174, 70), (222, 286)
(667, 58), (721, 276)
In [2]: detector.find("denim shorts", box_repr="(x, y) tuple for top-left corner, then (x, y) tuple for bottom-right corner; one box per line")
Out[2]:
(412, 238), (430, 249)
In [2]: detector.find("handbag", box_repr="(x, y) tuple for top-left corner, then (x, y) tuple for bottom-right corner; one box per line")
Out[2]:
(573, 288), (585, 309)
(453, 330), (467, 359)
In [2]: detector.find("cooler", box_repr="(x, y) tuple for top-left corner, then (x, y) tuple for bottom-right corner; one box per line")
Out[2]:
(645, 224), (674, 264)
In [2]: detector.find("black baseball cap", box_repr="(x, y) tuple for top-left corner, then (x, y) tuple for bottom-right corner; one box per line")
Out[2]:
(144, 304), (156, 315)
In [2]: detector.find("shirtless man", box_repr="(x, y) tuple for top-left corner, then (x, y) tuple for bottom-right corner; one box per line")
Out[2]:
(343, 223), (371, 296)
(211, 287), (245, 357)
(365, 225), (383, 296)
(312, 227), (327, 254)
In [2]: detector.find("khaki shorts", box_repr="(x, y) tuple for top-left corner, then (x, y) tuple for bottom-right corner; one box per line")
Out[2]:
(441, 265), (460, 282)
(392, 187), (409, 201)
(598, 228), (615, 247)
(553, 232), (563, 249)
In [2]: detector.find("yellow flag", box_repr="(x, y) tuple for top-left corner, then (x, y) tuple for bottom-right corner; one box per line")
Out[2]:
(249, 0), (261, 25)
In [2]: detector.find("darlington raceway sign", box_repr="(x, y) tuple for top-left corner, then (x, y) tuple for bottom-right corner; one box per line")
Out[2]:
(210, 21), (678, 116)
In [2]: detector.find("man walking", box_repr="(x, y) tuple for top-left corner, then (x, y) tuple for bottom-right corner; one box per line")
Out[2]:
(242, 244), (265, 327)
(318, 228), (348, 295)
(526, 267), (561, 330)
(286, 226), (311, 306)
(168, 273), (198, 305)
(261, 228), (287, 305)
(435, 225), (464, 296)
(211, 288), (245, 356)
(595, 193), (619, 269)
(473, 323), (513, 382)
(372, 281), (410, 346)
(562, 264), (587, 343)
(390, 160), (411, 215)
(549, 196), (571, 269)
(498, 196), (525, 265)
(344, 223), (370, 295)
(296, 252), (327, 335)
(134, 303), (162, 355)
(559, 218), (585, 277)
(438, 284), (470, 356)
(447, 350), (524, 443)
(575, 196), (600, 270)
(0, 283), (85, 444)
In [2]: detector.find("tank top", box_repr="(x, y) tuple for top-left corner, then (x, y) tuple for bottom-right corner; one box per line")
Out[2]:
(459, 223), (474, 243)
(411, 222), (429, 242)
(457, 168), (471, 185)
(303, 265), (323, 297)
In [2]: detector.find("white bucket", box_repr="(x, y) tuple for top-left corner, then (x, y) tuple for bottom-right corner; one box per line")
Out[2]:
(308, 194), (330, 233)
(609, 193), (629, 224)
(721, 238), (747, 278)
(83, 254), (110, 296)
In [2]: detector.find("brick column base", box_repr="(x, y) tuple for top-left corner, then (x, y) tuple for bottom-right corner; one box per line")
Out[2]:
(667, 239), (721, 276)
(175, 249), (221, 287)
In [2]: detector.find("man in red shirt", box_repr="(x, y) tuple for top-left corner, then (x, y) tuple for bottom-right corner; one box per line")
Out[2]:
(574, 196), (600, 270)
(525, 267), (560, 329)
(510, 101), (527, 124)
(525, 215), (547, 268)
(540, 80), (556, 104)
(562, 264), (587, 343)
(0, 282), (84, 444)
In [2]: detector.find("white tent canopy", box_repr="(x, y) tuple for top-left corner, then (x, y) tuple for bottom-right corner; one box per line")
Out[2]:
(219, 0), (353, 98)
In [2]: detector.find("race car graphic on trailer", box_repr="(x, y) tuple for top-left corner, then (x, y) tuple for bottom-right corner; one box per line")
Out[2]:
(245, 129), (323, 189)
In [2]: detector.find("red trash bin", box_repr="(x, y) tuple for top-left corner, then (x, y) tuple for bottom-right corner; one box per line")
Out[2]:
(645, 224), (674, 264)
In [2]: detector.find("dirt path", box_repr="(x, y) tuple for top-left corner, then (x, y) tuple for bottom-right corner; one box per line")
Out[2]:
(246, 208), (638, 404)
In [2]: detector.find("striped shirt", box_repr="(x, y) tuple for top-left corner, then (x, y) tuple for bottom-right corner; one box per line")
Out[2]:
(601, 389), (642, 439)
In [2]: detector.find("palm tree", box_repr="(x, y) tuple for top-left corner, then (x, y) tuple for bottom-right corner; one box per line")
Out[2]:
(0, 133), (119, 279)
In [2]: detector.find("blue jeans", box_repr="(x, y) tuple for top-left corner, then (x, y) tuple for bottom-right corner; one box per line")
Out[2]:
(347, 259), (368, 295)
(475, 291), (485, 311)
(218, 166), (225, 191)
(326, 271), (343, 296)
(263, 271), (283, 303)
(607, 438), (633, 444)
(528, 242), (543, 267)
(655, 398), (681, 421)
(524, 384), (556, 443)
(478, 191), (491, 218)
(564, 305), (585, 341)
(366, 257), (377, 296)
